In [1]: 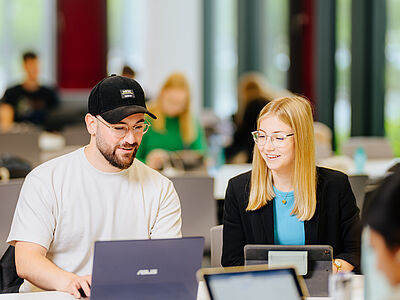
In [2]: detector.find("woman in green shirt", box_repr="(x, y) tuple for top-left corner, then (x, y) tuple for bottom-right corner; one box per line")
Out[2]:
(136, 73), (207, 170)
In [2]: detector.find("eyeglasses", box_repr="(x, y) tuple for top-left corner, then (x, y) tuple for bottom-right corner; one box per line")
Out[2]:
(95, 116), (151, 138)
(251, 130), (294, 147)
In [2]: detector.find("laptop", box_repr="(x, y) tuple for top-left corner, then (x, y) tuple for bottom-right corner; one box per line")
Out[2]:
(244, 245), (333, 297)
(90, 237), (204, 300)
(198, 265), (308, 300)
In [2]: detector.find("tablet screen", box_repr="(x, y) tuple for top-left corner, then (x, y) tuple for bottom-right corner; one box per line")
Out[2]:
(204, 268), (302, 300)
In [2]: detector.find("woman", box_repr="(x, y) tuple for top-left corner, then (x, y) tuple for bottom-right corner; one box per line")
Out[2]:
(364, 171), (400, 299)
(136, 73), (207, 170)
(222, 96), (362, 273)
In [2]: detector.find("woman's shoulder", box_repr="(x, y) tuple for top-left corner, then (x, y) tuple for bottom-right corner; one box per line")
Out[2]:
(228, 170), (252, 186)
(316, 166), (350, 188)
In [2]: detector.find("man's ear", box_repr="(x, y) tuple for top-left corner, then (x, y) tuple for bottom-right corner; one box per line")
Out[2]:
(395, 248), (400, 262)
(85, 113), (97, 135)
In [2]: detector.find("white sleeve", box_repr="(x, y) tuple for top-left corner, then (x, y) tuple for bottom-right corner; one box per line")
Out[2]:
(7, 172), (57, 250)
(150, 180), (182, 239)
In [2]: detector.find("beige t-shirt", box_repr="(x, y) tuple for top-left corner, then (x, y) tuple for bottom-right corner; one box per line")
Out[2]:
(7, 147), (182, 292)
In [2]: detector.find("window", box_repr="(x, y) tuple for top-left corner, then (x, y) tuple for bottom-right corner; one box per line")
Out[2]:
(385, 0), (400, 156)
(210, 0), (238, 118)
(107, 0), (145, 78)
(262, 0), (290, 90)
(334, 0), (351, 152)
(0, 0), (55, 96)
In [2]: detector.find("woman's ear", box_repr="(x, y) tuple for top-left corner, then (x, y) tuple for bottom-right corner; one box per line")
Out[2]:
(85, 113), (97, 135)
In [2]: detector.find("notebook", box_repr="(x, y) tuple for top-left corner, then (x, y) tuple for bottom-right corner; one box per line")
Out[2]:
(244, 244), (333, 297)
(198, 265), (308, 300)
(90, 237), (204, 300)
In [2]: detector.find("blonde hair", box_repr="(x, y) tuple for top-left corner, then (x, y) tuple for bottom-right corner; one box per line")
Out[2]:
(149, 73), (196, 145)
(247, 95), (316, 221)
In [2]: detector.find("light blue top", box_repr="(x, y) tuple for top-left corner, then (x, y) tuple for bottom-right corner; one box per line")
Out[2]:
(273, 186), (305, 245)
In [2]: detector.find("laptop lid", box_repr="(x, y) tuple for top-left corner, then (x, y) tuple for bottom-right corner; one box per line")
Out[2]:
(90, 237), (204, 300)
(244, 244), (333, 297)
(198, 265), (308, 300)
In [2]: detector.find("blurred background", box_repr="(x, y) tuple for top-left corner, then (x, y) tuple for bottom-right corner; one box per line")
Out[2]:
(0, 0), (398, 155)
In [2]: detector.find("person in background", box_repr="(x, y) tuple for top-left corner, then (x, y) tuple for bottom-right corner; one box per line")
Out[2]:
(222, 96), (362, 273)
(121, 65), (136, 79)
(364, 171), (400, 300)
(136, 72), (207, 171)
(225, 72), (289, 163)
(0, 51), (59, 130)
(7, 75), (182, 298)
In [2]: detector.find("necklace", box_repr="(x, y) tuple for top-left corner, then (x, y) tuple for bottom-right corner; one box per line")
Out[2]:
(281, 190), (293, 205)
(282, 192), (289, 205)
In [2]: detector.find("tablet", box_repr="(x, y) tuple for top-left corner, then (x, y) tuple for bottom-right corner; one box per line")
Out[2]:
(198, 265), (308, 300)
(244, 244), (333, 296)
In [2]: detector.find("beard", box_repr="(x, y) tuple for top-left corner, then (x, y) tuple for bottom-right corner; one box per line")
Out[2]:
(96, 138), (138, 170)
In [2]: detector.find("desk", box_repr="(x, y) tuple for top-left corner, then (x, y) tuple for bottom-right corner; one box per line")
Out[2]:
(0, 276), (364, 300)
(213, 164), (252, 199)
(213, 158), (400, 200)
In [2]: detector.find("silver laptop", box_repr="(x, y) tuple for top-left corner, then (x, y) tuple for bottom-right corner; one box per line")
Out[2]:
(90, 237), (204, 300)
(244, 244), (333, 297)
(198, 265), (308, 300)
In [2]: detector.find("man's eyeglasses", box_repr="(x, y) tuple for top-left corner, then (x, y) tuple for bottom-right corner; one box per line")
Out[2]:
(251, 130), (294, 147)
(95, 116), (151, 138)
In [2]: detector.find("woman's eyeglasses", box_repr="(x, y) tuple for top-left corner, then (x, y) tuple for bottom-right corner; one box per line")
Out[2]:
(95, 116), (151, 138)
(251, 130), (294, 147)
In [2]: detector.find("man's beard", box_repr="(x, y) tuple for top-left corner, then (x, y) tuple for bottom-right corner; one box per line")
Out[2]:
(96, 139), (138, 170)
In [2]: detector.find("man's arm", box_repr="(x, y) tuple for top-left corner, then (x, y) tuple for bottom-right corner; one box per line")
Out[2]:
(15, 241), (91, 299)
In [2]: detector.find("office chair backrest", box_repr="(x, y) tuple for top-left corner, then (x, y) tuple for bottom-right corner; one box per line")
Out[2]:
(0, 130), (40, 167)
(62, 123), (90, 146)
(348, 174), (369, 210)
(170, 175), (217, 250)
(0, 179), (24, 257)
(341, 137), (394, 159)
(210, 225), (223, 267)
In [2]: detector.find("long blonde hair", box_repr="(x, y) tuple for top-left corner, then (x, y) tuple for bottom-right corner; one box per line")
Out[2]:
(247, 96), (316, 221)
(149, 73), (196, 145)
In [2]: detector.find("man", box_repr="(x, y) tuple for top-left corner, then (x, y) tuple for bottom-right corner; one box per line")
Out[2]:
(0, 51), (59, 129)
(7, 75), (182, 298)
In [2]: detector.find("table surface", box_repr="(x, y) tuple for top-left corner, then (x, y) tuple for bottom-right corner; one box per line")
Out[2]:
(213, 158), (400, 199)
(0, 275), (364, 300)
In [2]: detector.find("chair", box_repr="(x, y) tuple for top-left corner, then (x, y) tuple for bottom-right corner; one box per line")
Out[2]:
(169, 175), (217, 250)
(314, 121), (333, 161)
(341, 137), (394, 159)
(0, 179), (24, 257)
(348, 174), (369, 210)
(62, 123), (89, 146)
(0, 130), (40, 167)
(210, 225), (223, 267)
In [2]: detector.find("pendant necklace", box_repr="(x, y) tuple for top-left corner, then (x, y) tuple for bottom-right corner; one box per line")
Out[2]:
(282, 192), (290, 205)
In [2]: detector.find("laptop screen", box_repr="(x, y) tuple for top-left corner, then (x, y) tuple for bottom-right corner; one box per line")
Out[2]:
(204, 268), (304, 300)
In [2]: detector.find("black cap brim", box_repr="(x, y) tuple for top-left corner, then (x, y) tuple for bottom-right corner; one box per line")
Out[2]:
(100, 105), (157, 124)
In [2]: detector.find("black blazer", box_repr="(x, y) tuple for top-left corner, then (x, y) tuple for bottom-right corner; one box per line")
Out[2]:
(222, 167), (362, 272)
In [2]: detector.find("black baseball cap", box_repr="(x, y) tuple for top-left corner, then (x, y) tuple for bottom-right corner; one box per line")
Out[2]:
(88, 74), (156, 123)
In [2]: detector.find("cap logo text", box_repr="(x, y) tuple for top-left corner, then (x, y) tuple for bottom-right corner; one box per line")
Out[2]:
(120, 89), (135, 99)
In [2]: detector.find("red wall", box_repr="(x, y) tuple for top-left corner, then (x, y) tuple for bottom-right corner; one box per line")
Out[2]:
(57, 0), (107, 89)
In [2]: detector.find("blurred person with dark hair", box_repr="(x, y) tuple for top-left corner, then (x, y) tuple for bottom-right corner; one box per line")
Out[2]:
(0, 51), (59, 131)
(121, 65), (136, 79)
(364, 171), (400, 299)
(225, 72), (290, 163)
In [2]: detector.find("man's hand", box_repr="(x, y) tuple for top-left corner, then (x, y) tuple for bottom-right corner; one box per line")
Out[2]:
(64, 274), (92, 299)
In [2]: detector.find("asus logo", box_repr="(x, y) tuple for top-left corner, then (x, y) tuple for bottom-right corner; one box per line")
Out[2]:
(136, 269), (158, 276)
